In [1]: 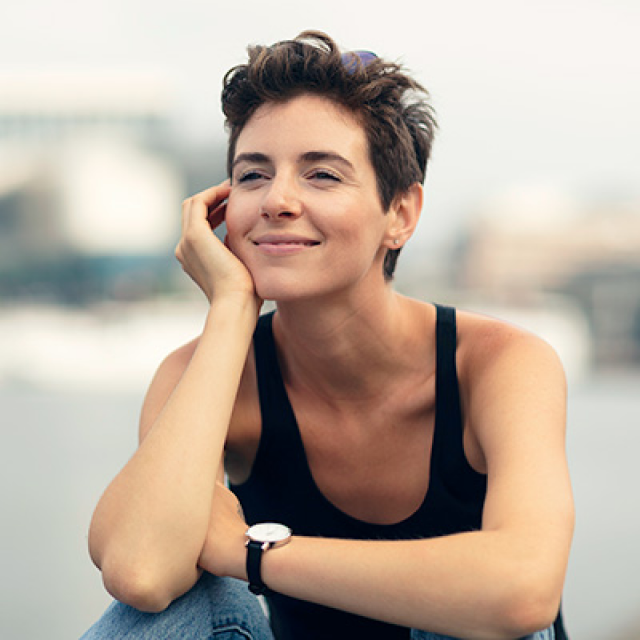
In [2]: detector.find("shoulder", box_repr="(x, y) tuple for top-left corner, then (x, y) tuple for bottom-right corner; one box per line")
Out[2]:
(455, 308), (566, 389)
(138, 337), (201, 442)
(137, 328), (262, 474)
(454, 308), (567, 464)
(138, 333), (262, 451)
(452, 310), (574, 587)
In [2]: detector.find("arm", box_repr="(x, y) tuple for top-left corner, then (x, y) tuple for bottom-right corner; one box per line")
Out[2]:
(203, 327), (574, 640)
(88, 183), (261, 612)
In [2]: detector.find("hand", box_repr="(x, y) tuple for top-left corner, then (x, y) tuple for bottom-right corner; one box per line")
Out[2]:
(175, 181), (258, 305)
(198, 482), (248, 580)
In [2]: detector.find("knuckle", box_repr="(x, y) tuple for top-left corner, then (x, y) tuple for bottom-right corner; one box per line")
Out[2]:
(183, 227), (199, 245)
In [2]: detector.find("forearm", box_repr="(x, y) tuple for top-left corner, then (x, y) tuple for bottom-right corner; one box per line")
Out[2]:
(255, 532), (566, 640)
(89, 295), (258, 608)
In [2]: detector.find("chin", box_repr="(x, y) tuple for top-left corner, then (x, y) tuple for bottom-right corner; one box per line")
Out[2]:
(255, 282), (306, 303)
(250, 261), (370, 304)
(253, 274), (328, 303)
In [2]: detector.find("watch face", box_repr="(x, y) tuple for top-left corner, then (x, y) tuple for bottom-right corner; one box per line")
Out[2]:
(246, 522), (292, 543)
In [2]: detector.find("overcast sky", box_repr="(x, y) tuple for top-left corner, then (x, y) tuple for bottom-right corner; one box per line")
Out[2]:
(2, 0), (639, 247)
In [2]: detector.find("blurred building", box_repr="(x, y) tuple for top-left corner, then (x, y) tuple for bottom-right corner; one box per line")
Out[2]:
(0, 71), (186, 302)
(453, 186), (640, 367)
(0, 70), (174, 146)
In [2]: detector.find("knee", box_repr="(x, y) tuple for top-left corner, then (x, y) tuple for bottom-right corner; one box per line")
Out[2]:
(80, 600), (145, 639)
(81, 574), (272, 640)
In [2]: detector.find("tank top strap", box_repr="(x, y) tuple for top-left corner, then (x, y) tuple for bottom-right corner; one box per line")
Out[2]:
(434, 304), (461, 427)
(253, 311), (288, 424)
(251, 312), (309, 483)
(432, 304), (487, 502)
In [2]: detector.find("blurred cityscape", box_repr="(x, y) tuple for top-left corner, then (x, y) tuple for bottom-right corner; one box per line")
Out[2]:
(1, 71), (640, 389)
(0, 70), (225, 303)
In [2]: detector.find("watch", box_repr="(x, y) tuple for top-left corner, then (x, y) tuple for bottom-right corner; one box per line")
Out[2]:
(245, 522), (292, 595)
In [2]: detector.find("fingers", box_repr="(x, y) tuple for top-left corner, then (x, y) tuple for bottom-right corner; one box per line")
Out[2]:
(181, 181), (232, 235)
(190, 180), (232, 210)
(174, 180), (257, 303)
(207, 199), (227, 231)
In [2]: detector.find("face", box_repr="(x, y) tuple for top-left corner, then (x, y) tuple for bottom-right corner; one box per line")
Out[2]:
(225, 93), (395, 302)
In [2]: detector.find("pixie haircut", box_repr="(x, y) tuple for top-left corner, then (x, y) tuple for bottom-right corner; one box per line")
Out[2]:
(221, 31), (437, 280)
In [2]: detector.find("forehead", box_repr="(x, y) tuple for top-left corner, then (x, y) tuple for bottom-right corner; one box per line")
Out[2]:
(234, 94), (368, 160)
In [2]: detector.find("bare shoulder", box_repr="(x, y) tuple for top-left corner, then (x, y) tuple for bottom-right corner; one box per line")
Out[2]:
(454, 308), (567, 468)
(136, 329), (261, 478)
(138, 337), (201, 442)
(455, 308), (566, 387)
(453, 309), (574, 587)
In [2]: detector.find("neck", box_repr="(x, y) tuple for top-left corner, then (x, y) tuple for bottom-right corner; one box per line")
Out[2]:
(272, 287), (433, 404)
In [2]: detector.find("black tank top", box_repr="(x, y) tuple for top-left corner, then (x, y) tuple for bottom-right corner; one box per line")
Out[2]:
(230, 305), (492, 639)
(231, 305), (568, 639)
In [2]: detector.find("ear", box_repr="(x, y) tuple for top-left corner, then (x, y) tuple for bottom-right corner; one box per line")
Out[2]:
(383, 182), (423, 249)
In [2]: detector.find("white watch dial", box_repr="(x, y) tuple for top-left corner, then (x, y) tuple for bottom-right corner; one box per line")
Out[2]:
(247, 522), (292, 543)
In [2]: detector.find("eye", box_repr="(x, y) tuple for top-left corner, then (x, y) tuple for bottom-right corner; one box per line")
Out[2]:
(236, 170), (266, 184)
(309, 169), (341, 182)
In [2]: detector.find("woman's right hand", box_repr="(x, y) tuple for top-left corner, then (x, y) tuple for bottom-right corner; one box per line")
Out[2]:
(175, 181), (257, 304)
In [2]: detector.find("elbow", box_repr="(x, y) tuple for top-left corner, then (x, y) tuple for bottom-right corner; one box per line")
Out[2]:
(94, 542), (176, 613)
(498, 575), (561, 638)
(102, 565), (174, 613)
(88, 530), (176, 612)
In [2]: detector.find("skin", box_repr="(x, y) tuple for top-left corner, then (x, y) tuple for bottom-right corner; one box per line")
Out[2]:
(87, 94), (574, 639)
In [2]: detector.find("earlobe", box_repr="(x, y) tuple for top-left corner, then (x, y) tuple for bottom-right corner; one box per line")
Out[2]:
(386, 183), (423, 248)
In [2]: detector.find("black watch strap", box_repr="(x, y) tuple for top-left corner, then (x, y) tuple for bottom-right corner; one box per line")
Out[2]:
(246, 540), (269, 595)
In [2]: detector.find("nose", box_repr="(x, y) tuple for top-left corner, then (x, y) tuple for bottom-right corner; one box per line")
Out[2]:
(260, 174), (303, 220)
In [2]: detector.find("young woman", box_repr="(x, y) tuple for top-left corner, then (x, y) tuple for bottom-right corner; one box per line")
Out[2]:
(82, 32), (573, 640)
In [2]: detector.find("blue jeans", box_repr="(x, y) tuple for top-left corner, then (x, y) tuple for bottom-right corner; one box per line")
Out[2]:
(80, 572), (554, 639)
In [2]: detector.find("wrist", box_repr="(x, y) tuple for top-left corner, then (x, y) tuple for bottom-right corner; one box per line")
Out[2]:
(203, 268), (259, 310)
(244, 523), (292, 595)
(205, 292), (262, 329)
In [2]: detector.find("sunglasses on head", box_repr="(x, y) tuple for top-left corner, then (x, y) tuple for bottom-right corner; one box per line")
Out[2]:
(341, 50), (378, 73)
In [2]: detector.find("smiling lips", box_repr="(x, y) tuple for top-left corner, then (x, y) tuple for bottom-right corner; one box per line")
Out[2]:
(252, 234), (321, 255)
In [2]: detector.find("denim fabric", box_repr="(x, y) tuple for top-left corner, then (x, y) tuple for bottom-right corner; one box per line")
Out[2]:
(80, 571), (555, 640)
(411, 627), (554, 639)
(80, 572), (274, 640)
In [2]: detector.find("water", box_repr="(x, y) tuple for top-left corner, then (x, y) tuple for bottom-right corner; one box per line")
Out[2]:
(563, 373), (640, 639)
(1, 373), (639, 639)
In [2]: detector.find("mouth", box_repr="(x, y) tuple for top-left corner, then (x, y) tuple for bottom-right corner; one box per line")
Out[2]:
(252, 234), (321, 255)
(253, 235), (321, 248)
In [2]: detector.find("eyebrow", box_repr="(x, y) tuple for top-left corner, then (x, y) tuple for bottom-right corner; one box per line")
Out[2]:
(231, 150), (355, 173)
(231, 152), (270, 171)
(299, 151), (355, 173)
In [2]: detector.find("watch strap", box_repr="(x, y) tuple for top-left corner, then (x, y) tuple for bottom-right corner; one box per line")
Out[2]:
(246, 540), (269, 595)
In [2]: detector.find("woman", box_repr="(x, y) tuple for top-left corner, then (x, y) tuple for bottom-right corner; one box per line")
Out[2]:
(82, 32), (573, 639)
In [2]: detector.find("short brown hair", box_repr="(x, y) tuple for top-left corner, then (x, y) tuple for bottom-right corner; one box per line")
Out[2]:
(221, 31), (437, 280)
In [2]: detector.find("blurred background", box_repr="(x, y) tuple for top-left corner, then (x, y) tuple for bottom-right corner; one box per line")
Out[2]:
(1, 1), (639, 638)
